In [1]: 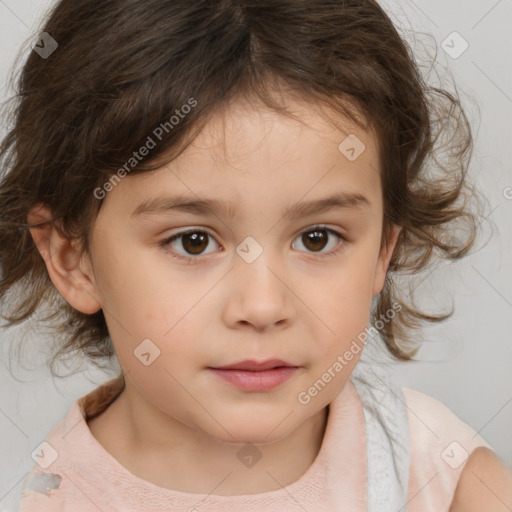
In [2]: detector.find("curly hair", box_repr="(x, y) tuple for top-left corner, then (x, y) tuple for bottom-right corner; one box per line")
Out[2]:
(0, 0), (483, 374)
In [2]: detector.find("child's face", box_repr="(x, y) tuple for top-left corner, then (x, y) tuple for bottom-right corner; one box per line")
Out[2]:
(82, 97), (399, 443)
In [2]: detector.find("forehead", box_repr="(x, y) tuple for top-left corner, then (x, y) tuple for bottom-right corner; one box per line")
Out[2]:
(101, 96), (382, 220)
(188, 97), (375, 165)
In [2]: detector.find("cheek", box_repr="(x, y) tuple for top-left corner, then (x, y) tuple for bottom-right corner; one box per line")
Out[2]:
(91, 241), (175, 316)
(312, 256), (376, 318)
(305, 258), (376, 356)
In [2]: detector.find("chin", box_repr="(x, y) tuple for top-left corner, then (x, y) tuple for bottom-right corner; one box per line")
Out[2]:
(204, 417), (295, 447)
(220, 431), (285, 447)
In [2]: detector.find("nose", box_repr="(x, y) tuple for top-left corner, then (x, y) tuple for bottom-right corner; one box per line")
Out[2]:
(222, 245), (295, 332)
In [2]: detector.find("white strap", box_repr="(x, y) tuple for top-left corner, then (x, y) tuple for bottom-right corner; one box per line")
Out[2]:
(350, 336), (410, 512)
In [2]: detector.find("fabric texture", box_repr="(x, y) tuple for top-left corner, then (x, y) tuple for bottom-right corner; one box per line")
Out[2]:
(351, 350), (410, 511)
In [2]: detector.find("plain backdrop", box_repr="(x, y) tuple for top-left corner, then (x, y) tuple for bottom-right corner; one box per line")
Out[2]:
(0, 0), (511, 510)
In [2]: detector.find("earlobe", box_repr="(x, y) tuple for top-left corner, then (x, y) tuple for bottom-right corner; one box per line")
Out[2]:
(371, 223), (402, 297)
(27, 204), (102, 314)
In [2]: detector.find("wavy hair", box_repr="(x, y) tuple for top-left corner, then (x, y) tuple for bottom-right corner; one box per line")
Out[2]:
(0, 0), (483, 373)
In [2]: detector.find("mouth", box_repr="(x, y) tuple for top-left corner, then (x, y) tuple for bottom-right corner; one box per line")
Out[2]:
(209, 359), (297, 371)
(207, 359), (300, 392)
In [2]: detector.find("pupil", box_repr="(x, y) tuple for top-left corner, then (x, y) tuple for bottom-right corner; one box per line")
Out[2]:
(303, 230), (327, 252)
(183, 232), (207, 254)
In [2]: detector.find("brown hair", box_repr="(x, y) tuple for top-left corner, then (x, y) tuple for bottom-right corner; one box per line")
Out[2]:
(0, 0), (483, 374)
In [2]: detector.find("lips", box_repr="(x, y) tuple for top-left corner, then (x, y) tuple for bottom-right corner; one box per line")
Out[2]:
(209, 359), (297, 371)
(208, 360), (300, 392)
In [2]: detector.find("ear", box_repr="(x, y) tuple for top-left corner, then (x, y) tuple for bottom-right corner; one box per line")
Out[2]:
(371, 223), (402, 297)
(27, 203), (102, 314)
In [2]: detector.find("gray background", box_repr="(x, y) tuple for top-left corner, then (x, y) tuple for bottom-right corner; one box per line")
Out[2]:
(0, 0), (511, 510)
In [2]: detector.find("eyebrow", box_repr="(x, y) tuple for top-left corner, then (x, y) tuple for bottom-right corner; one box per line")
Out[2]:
(131, 191), (371, 219)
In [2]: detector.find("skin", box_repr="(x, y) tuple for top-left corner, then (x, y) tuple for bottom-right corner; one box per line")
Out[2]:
(32, 94), (512, 502)
(28, 96), (395, 496)
(449, 447), (512, 511)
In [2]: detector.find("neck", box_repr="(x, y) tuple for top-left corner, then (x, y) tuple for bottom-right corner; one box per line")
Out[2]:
(88, 378), (330, 495)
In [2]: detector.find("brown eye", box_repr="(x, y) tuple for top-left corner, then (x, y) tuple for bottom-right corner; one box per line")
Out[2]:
(181, 232), (209, 254)
(292, 226), (344, 256)
(302, 229), (328, 252)
(163, 229), (219, 257)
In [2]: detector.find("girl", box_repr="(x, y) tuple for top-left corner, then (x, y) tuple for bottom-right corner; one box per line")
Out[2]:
(1, 0), (511, 510)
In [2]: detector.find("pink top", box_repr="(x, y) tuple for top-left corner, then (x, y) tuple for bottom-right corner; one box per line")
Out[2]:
(18, 376), (492, 512)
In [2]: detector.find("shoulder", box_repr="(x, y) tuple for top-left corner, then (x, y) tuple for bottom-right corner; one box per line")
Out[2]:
(19, 379), (125, 511)
(402, 386), (492, 452)
(401, 386), (494, 510)
(402, 386), (478, 428)
(449, 446), (512, 511)
(18, 413), (72, 511)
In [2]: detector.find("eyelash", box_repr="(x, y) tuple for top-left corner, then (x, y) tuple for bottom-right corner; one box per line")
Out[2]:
(159, 225), (347, 264)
